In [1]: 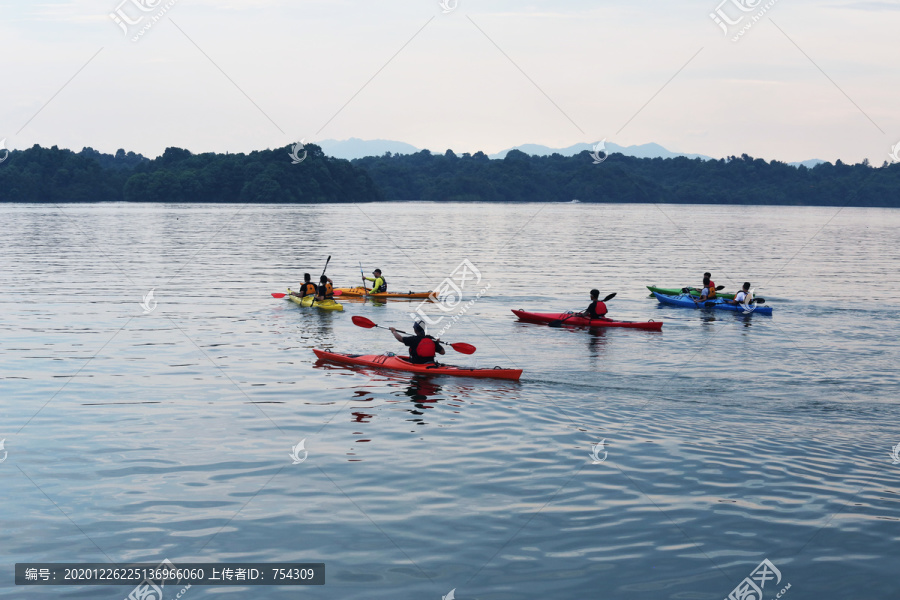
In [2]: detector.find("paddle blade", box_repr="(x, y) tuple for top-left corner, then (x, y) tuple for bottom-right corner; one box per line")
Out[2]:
(716, 285), (725, 290)
(271, 293), (287, 298)
(351, 315), (377, 329)
(548, 320), (565, 328)
(450, 342), (476, 354)
(333, 289), (342, 296)
(603, 292), (617, 302)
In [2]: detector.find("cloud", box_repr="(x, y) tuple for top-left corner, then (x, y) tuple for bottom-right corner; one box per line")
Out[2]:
(830, 1), (900, 10)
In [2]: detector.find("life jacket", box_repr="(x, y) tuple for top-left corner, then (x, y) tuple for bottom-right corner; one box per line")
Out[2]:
(592, 301), (607, 317)
(373, 276), (387, 294)
(415, 336), (436, 359)
(704, 280), (716, 298)
(302, 282), (317, 296)
(321, 282), (333, 298)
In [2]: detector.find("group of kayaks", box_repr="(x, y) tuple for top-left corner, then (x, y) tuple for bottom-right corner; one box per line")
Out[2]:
(278, 274), (771, 382)
(284, 286), (434, 312)
(646, 285), (773, 315)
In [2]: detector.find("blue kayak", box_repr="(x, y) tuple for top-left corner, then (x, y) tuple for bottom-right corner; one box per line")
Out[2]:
(652, 291), (773, 315)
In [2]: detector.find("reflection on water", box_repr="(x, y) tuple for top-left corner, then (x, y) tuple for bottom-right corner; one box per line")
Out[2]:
(2, 203), (899, 599)
(401, 376), (443, 424)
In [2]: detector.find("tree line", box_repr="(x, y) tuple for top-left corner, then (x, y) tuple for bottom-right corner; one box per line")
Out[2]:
(0, 144), (380, 203)
(352, 149), (900, 206)
(1, 144), (898, 207)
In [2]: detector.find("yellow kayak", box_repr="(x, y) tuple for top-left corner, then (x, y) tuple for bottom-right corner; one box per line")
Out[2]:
(286, 289), (344, 311)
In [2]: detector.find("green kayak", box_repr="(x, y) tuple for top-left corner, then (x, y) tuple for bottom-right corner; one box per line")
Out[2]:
(647, 285), (736, 300)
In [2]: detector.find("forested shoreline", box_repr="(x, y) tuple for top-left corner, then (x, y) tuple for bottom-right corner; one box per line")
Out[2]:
(1, 143), (898, 207)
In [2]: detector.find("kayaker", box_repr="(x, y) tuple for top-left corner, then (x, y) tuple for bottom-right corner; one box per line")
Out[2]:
(293, 273), (318, 298)
(725, 282), (752, 305)
(363, 269), (387, 294)
(578, 289), (608, 319)
(693, 273), (717, 303)
(390, 322), (445, 364)
(316, 275), (334, 301)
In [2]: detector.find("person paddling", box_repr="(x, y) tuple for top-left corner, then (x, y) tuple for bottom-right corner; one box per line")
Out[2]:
(363, 268), (387, 294)
(390, 321), (445, 364)
(316, 275), (334, 301)
(725, 282), (753, 305)
(578, 289), (609, 319)
(693, 272), (717, 303)
(292, 273), (318, 298)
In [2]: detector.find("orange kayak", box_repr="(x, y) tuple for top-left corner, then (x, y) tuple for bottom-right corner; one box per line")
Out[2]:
(334, 287), (433, 299)
(313, 349), (523, 380)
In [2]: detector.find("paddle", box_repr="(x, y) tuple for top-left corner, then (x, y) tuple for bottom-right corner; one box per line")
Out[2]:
(351, 316), (477, 354)
(548, 293), (617, 327)
(687, 287), (765, 305)
(682, 285), (726, 294)
(698, 297), (765, 307)
(359, 261), (368, 294)
(274, 256), (330, 299)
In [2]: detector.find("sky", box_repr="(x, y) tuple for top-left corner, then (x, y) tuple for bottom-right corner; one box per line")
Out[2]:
(1, 0), (898, 164)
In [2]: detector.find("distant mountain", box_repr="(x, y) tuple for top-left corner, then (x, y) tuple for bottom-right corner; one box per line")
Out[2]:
(788, 159), (827, 168)
(489, 141), (713, 161)
(317, 138), (419, 160)
(318, 138), (827, 168)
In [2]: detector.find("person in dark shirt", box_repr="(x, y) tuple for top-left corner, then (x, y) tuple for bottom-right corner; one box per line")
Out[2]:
(316, 275), (334, 301)
(390, 322), (445, 364)
(578, 289), (608, 319)
(292, 273), (318, 298)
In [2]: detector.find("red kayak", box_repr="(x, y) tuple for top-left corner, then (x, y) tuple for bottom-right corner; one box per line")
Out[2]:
(512, 309), (662, 331)
(313, 349), (523, 381)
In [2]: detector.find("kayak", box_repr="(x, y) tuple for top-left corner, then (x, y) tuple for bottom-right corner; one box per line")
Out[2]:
(313, 349), (522, 381)
(334, 287), (433, 299)
(286, 289), (344, 311)
(647, 286), (736, 300)
(651, 292), (772, 315)
(512, 310), (662, 331)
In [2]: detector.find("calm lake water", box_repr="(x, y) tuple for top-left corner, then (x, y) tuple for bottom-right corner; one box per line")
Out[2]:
(1, 202), (899, 599)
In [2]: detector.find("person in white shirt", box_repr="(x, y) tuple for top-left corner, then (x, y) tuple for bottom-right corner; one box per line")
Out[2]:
(726, 282), (753, 305)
